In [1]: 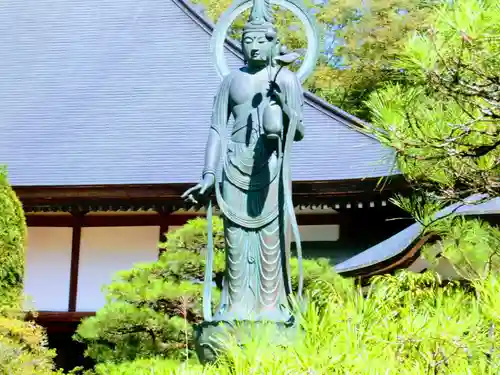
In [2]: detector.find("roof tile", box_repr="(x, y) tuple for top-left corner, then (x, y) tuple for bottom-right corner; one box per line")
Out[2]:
(0, 0), (396, 186)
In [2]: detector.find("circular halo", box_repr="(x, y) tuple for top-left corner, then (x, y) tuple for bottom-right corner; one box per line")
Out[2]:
(210, 0), (320, 84)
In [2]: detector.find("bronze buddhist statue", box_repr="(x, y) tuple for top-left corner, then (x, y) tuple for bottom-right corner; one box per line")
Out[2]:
(182, 0), (319, 363)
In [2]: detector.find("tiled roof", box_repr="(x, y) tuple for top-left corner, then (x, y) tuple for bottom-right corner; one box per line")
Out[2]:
(0, 0), (397, 187)
(335, 194), (500, 274)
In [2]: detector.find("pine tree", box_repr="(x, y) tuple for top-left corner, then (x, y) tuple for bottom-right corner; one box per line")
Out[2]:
(366, 0), (499, 200)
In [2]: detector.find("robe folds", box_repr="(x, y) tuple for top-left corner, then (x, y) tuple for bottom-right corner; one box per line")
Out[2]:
(205, 69), (304, 323)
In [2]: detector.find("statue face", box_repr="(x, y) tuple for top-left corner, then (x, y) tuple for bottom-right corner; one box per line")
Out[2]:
(242, 30), (277, 65)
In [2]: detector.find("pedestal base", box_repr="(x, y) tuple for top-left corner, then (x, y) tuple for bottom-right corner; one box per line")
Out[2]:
(194, 319), (301, 365)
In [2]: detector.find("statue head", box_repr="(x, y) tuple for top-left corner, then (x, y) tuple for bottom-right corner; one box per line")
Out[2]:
(242, 0), (279, 67)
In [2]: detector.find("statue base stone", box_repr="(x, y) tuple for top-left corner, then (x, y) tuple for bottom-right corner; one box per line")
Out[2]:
(194, 319), (301, 365)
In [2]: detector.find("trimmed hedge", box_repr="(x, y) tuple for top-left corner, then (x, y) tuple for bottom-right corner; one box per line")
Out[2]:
(0, 168), (27, 311)
(0, 168), (61, 374)
(0, 316), (62, 375)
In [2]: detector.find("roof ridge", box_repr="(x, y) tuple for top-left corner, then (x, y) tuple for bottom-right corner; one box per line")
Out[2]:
(172, 0), (378, 140)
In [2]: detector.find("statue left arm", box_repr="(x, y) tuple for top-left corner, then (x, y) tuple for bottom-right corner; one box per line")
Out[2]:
(203, 75), (233, 177)
(280, 71), (304, 142)
(182, 75), (232, 203)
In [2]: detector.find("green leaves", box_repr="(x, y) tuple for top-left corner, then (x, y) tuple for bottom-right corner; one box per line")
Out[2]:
(91, 270), (500, 374)
(191, 0), (438, 121)
(427, 219), (500, 281)
(75, 218), (228, 363)
(75, 217), (341, 365)
(0, 316), (61, 375)
(212, 270), (500, 374)
(160, 216), (225, 255)
(0, 168), (27, 312)
(75, 249), (224, 363)
(367, 0), (499, 200)
(0, 169), (60, 374)
(81, 216), (500, 374)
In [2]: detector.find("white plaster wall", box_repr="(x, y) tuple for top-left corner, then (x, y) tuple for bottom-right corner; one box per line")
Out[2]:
(24, 227), (73, 311)
(77, 226), (160, 311)
(170, 224), (340, 242)
(297, 225), (340, 242)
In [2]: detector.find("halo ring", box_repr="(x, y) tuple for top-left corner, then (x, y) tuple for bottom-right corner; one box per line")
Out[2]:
(211, 0), (319, 84)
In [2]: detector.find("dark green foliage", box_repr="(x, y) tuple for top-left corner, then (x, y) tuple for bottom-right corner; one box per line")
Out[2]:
(83, 269), (500, 374)
(422, 218), (500, 281)
(75, 216), (342, 364)
(163, 216), (225, 255)
(0, 168), (26, 311)
(0, 316), (62, 375)
(87, 358), (204, 375)
(74, 252), (220, 363)
(366, 0), (499, 300)
(74, 216), (227, 363)
(0, 169), (60, 374)
(193, 0), (439, 122)
(367, 0), (499, 200)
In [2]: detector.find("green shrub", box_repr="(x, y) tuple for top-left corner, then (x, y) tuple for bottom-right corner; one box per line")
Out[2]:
(80, 269), (500, 374)
(75, 214), (500, 373)
(88, 358), (204, 375)
(203, 270), (500, 374)
(164, 216), (225, 255)
(0, 168), (61, 375)
(422, 218), (500, 281)
(75, 216), (342, 364)
(0, 168), (27, 311)
(0, 313), (62, 375)
(74, 216), (225, 363)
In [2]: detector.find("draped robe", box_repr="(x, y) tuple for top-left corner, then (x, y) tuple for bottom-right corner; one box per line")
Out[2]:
(204, 68), (304, 323)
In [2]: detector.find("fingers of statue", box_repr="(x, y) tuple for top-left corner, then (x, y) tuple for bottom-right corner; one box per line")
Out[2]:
(181, 184), (202, 199)
(181, 176), (214, 204)
(199, 182), (210, 195)
(186, 194), (198, 205)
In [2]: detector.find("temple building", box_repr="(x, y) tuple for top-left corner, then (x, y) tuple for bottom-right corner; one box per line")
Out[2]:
(1, 0), (411, 319)
(7, 0), (496, 369)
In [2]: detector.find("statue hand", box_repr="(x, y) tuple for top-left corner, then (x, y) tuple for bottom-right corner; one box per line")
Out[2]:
(181, 173), (216, 204)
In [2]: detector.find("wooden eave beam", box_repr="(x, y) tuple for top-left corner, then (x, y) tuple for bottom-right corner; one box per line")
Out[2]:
(27, 311), (96, 324)
(15, 177), (411, 213)
(14, 176), (409, 202)
(26, 211), (390, 227)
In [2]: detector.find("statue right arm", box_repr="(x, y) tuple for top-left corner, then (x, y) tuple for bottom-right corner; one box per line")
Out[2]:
(203, 128), (221, 178)
(202, 75), (233, 178)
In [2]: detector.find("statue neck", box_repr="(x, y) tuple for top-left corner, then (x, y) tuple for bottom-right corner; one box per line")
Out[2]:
(246, 62), (269, 75)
